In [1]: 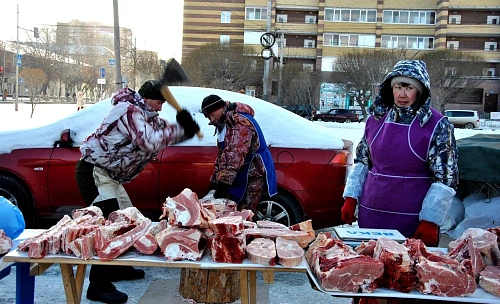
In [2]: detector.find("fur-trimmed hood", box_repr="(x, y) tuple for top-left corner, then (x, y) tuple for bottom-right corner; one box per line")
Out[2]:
(369, 60), (433, 126)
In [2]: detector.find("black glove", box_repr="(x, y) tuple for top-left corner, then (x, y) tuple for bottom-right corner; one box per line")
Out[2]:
(213, 182), (230, 199)
(176, 109), (200, 139)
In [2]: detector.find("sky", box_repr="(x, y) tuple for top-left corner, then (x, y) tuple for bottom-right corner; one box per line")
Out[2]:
(0, 87), (498, 156)
(1, 0), (184, 61)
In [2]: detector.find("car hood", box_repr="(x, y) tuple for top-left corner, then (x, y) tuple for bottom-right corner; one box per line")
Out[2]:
(0, 87), (345, 154)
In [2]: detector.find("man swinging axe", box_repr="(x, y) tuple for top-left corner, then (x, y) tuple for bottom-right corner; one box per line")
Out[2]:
(75, 58), (199, 303)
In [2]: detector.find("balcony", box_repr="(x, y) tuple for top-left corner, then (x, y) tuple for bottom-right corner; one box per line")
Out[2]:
(282, 47), (317, 59)
(275, 23), (318, 35)
(447, 24), (500, 37)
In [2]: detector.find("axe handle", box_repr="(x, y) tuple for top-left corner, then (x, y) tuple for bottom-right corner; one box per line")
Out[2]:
(160, 86), (204, 139)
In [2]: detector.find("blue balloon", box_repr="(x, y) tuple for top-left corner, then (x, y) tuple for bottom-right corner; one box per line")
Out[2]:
(0, 196), (26, 239)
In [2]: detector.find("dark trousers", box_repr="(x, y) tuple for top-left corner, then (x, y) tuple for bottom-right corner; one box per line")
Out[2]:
(75, 159), (124, 284)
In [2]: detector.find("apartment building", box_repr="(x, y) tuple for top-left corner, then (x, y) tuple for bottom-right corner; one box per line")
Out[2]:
(182, 0), (500, 112)
(55, 20), (133, 56)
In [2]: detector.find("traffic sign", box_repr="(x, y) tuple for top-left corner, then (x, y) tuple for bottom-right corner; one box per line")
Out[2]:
(109, 59), (115, 66)
(16, 54), (22, 66)
(100, 67), (106, 78)
(19, 78), (24, 85)
(97, 78), (106, 84)
(260, 33), (275, 48)
(261, 48), (273, 60)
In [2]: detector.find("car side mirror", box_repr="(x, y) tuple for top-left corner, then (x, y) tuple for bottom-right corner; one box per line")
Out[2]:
(54, 129), (75, 148)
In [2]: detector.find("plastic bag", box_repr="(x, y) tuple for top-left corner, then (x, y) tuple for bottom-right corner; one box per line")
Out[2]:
(0, 196), (26, 239)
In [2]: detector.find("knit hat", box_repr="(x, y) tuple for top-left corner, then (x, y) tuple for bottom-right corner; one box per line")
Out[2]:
(390, 76), (424, 95)
(138, 80), (165, 101)
(201, 94), (226, 117)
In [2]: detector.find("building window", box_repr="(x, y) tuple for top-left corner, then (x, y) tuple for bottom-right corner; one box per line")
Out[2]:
(383, 10), (435, 25)
(304, 39), (315, 48)
(221, 11), (231, 23)
(324, 33), (375, 48)
(447, 41), (459, 50)
(449, 15), (461, 24)
(247, 89), (256, 97)
(220, 35), (230, 43)
(246, 7), (267, 20)
(483, 68), (495, 77)
(445, 67), (457, 77)
(305, 15), (316, 24)
(303, 63), (314, 71)
(278, 37), (287, 47)
(487, 16), (499, 25)
(325, 8), (377, 23)
(485, 42), (498, 51)
(382, 35), (434, 50)
(277, 14), (287, 23)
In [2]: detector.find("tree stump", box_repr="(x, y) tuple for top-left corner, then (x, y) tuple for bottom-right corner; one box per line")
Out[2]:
(179, 268), (240, 303)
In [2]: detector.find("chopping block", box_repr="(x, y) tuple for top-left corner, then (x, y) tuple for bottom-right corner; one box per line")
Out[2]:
(179, 268), (240, 303)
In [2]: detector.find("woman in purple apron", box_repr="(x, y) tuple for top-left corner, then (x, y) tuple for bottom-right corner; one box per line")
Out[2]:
(341, 60), (458, 247)
(201, 94), (277, 213)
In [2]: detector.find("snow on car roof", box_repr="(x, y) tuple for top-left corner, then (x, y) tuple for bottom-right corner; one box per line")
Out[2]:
(0, 87), (345, 154)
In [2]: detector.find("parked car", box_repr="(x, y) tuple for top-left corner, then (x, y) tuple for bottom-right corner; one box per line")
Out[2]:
(0, 87), (352, 230)
(312, 109), (360, 123)
(444, 110), (480, 129)
(280, 104), (316, 120)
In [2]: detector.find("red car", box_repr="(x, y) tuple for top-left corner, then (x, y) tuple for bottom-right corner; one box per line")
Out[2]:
(0, 87), (352, 229)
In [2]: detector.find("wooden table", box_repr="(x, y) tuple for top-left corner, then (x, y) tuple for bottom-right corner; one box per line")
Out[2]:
(4, 241), (307, 304)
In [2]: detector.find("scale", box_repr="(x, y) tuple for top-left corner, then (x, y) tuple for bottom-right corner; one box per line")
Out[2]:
(333, 227), (406, 247)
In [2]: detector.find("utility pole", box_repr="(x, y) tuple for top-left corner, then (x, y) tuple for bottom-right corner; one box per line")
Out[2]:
(113, 0), (122, 92)
(2, 43), (5, 93)
(14, 4), (19, 111)
(262, 0), (272, 101)
(277, 31), (284, 105)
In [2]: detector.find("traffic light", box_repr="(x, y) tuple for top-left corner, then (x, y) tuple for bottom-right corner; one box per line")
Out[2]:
(34, 27), (39, 38)
(0, 66), (3, 75)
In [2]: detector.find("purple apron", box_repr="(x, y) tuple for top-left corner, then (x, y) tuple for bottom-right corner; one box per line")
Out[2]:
(358, 108), (443, 237)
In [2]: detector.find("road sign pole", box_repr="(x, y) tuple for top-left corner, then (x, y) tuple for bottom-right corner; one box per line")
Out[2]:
(14, 4), (19, 111)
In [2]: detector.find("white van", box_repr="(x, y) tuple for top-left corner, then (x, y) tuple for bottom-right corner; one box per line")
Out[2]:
(444, 110), (479, 129)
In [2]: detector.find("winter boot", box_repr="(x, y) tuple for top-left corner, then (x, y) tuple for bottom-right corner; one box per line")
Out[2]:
(86, 281), (128, 303)
(109, 265), (145, 282)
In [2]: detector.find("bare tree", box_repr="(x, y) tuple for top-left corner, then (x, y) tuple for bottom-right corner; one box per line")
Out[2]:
(183, 42), (261, 91)
(19, 68), (47, 117)
(330, 48), (412, 121)
(20, 26), (61, 98)
(277, 62), (321, 107)
(418, 50), (484, 113)
(134, 50), (162, 88)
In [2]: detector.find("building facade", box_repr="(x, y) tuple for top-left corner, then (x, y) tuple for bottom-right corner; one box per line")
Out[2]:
(182, 0), (500, 113)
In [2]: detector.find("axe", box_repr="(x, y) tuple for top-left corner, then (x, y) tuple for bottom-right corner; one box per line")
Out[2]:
(159, 58), (203, 139)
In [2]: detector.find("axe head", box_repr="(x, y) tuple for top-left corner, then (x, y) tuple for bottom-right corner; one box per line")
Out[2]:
(161, 58), (190, 85)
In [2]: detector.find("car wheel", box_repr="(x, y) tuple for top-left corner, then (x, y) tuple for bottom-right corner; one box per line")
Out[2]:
(0, 175), (35, 227)
(345, 118), (352, 123)
(256, 192), (303, 227)
(464, 122), (474, 129)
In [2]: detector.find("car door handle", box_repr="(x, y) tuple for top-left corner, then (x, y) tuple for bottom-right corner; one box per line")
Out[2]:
(151, 157), (159, 162)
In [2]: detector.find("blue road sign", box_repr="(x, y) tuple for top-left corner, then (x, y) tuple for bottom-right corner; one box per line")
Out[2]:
(16, 54), (22, 66)
(19, 78), (24, 85)
(100, 67), (106, 78)
(109, 59), (115, 66)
